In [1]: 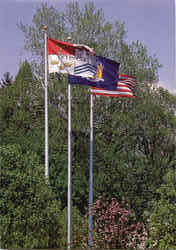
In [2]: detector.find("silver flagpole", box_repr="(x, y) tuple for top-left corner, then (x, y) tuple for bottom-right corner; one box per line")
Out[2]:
(43, 26), (49, 183)
(174, 0), (176, 81)
(88, 93), (94, 247)
(67, 37), (72, 249)
(68, 82), (72, 249)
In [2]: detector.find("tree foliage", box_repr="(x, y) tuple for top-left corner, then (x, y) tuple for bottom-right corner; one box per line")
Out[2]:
(16, 1), (165, 215)
(0, 144), (63, 248)
(0, 61), (43, 145)
(92, 85), (176, 218)
(147, 168), (176, 249)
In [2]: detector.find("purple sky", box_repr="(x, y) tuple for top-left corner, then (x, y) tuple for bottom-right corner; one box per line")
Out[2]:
(0, 0), (173, 89)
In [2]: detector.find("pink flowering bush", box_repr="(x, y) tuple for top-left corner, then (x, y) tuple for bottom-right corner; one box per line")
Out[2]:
(73, 196), (147, 249)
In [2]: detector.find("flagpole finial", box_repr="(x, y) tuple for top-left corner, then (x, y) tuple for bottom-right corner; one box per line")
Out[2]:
(41, 25), (48, 31)
(67, 36), (72, 42)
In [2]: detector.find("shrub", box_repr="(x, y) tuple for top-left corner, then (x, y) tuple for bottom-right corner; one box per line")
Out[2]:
(73, 196), (147, 249)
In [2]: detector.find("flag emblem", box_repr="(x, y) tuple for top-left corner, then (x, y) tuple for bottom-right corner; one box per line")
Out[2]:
(94, 64), (104, 81)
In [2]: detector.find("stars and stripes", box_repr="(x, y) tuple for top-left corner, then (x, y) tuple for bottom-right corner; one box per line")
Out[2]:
(90, 74), (136, 98)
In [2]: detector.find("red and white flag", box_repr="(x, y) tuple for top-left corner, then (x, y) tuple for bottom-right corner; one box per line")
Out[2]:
(90, 74), (136, 98)
(48, 38), (94, 76)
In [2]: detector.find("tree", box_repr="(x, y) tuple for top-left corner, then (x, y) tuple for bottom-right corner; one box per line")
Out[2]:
(147, 168), (176, 249)
(1, 61), (175, 225)
(16, 0), (163, 213)
(0, 144), (63, 248)
(0, 61), (44, 146)
(92, 85), (176, 219)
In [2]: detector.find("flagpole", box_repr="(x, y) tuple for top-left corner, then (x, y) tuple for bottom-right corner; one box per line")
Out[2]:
(88, 93), (93, 247)
(43, 25), (49, 183)
(174, 0), (176, 81)
(68, 83), (72, 249)
(67, 37), (72, 249)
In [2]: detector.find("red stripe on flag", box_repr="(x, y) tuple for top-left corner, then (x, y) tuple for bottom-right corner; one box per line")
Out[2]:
(90, 92), (135, 98)
(119, 74), (136, 79)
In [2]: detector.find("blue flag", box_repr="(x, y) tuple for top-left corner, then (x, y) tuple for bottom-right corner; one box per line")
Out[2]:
(68, 55), (120, 91)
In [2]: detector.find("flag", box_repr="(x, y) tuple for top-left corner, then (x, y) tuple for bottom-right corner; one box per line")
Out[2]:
(68, 56), (120, 90)
(48, 38), (120, 90)
(90, 74), (136, 98)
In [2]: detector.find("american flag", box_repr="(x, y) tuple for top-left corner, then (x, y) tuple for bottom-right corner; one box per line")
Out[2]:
(90, 74), (136, 98)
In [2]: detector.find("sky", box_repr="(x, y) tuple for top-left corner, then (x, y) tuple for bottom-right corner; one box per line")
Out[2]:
(0, 0), (174, 90)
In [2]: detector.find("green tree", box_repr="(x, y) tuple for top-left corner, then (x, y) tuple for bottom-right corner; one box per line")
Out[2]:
(147, 168), (176, 249)
(92, 85), (176, 219)
(0, 61), (44, 146)
(16, 0), (163, 214)
(0, 144), (63, 249)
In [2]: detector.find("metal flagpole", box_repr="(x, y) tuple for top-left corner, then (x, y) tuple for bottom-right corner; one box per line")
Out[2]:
(43, 25), (49, 183)
(68, 82), (72, 249)
(88, 93), (94, 247)
(67, 37), (72, 249)
(174, 0), (176, 81)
